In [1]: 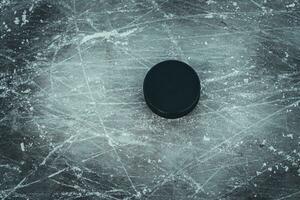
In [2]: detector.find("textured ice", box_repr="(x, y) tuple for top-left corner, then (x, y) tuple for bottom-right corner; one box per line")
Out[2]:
(0, 0), (300, 199)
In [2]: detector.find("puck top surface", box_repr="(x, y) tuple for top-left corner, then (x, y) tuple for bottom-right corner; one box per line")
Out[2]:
(143, 60), (200, 119)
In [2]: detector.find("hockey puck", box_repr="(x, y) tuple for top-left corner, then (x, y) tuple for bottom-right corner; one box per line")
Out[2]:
(143, 60), (200, 119)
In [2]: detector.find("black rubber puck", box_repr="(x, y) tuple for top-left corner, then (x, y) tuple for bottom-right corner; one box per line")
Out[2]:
(143, 60), (200, 119)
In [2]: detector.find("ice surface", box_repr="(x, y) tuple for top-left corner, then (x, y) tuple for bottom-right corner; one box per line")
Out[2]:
(0, 0), (300, 199)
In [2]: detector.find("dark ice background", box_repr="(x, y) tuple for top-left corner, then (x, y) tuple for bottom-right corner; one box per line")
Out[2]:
(0, 0), (300, 199)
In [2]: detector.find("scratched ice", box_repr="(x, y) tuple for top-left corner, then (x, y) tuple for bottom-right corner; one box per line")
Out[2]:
(0, 0), (300, 199)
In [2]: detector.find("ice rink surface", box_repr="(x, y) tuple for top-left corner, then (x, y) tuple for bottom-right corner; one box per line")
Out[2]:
(0, 0), (300, 199)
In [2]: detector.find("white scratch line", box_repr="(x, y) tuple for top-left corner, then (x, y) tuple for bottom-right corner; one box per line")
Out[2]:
(80, 28), (138, 44)
(275, 190), (300, 200)
(48, 168), (67, 178)
(2, 177), (27, 200)
(201, 168), (222, 189)
(40, 135), (75, 166)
